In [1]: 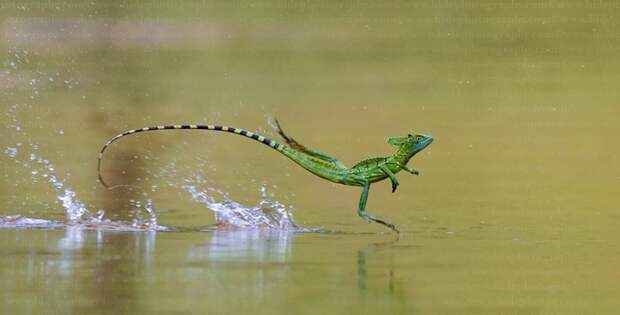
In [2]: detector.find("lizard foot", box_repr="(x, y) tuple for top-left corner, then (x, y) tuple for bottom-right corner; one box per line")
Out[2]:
(375, 219), (400, 234)
(360, 213), (400, 234)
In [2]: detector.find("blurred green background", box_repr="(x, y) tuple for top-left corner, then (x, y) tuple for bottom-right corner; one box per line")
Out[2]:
(1, 1), (619, 314)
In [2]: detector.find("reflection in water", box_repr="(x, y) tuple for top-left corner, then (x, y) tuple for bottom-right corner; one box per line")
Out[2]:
(190, 228), (293, 263)
(57, 226), (88, 252)
(56, 227), (157, 261)
(357, 237), (399, 295)
(187, 228), (294, 305)
(357, 250), (367, 293)
(356, 237), (410, 313)
(1, 228), (159, 314)
(53, 228), (156, 315)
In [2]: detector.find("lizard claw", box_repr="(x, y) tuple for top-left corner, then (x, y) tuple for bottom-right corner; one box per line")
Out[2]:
(360, 213), (399, 234)
(386, 223), (400, 234)
(392, 185), (398, 193)
(375, 217), (400, 234)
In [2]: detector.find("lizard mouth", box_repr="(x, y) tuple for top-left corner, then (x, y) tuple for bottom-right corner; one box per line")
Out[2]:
(411, 137), (433, 153)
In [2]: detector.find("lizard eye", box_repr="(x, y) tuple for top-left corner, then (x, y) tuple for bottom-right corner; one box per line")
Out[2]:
(415, 135), (423, 142)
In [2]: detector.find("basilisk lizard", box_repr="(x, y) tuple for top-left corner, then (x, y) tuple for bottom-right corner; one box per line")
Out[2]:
(97, 121), (433, 233)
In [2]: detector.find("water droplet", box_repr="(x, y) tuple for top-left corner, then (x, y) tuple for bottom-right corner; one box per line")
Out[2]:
(5, 147), (18, 158)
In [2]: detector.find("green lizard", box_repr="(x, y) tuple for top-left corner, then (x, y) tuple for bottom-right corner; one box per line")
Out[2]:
(97, 121), (433, 233)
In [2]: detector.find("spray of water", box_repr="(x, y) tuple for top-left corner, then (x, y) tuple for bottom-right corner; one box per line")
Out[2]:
(2, 143), (306, 232)
(152, 156), (307, 231)
(178, 175), (301, 230)
(1, 48), (301, 232)
(1, 145), (167, 231)
(3, 99), (301, 232)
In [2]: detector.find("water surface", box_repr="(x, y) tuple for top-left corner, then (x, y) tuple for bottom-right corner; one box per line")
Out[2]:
(1, 1), (619, 314)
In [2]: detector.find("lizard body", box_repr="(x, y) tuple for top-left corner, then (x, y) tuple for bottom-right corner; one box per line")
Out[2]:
(97, 122), (433, 233)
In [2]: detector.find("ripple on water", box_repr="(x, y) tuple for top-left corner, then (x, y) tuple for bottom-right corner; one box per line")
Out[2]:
(0, 215), (171, 231)
(0, 215), (64, 229)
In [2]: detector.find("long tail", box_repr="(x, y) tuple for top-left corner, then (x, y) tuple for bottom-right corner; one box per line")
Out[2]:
(97, 124), (286, 189)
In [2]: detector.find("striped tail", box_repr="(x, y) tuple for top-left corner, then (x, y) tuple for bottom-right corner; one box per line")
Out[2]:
(97, 124), (286, 188)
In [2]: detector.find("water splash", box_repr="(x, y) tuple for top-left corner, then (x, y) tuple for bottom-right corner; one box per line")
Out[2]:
(3, 143), (305, 232)
(179, 175), (301, 230)
(21, 146), (92, 222)
(5, 146), (18, 158)
(1, 145), (168, 231)
(3, 129), (304, 232)
(129, 198), (159, 229)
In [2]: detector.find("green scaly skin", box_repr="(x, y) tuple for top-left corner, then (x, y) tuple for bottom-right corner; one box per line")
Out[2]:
(97, 121), (433, 233)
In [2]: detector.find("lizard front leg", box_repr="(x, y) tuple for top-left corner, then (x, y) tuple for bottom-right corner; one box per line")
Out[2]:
(400, 164), (419, 176)
(379, 164), (399, 193)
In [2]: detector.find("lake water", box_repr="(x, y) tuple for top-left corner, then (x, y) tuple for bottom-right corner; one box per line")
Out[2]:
(1, 1), (619, 314)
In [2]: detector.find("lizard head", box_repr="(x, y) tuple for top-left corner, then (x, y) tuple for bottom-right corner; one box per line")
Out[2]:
(387, 133), (433, 154)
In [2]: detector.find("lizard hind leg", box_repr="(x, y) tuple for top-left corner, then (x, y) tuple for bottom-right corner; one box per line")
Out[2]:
(357, 181), (400, 234)
(274, 118), (305, 150)
(274, 119), (347, 169)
